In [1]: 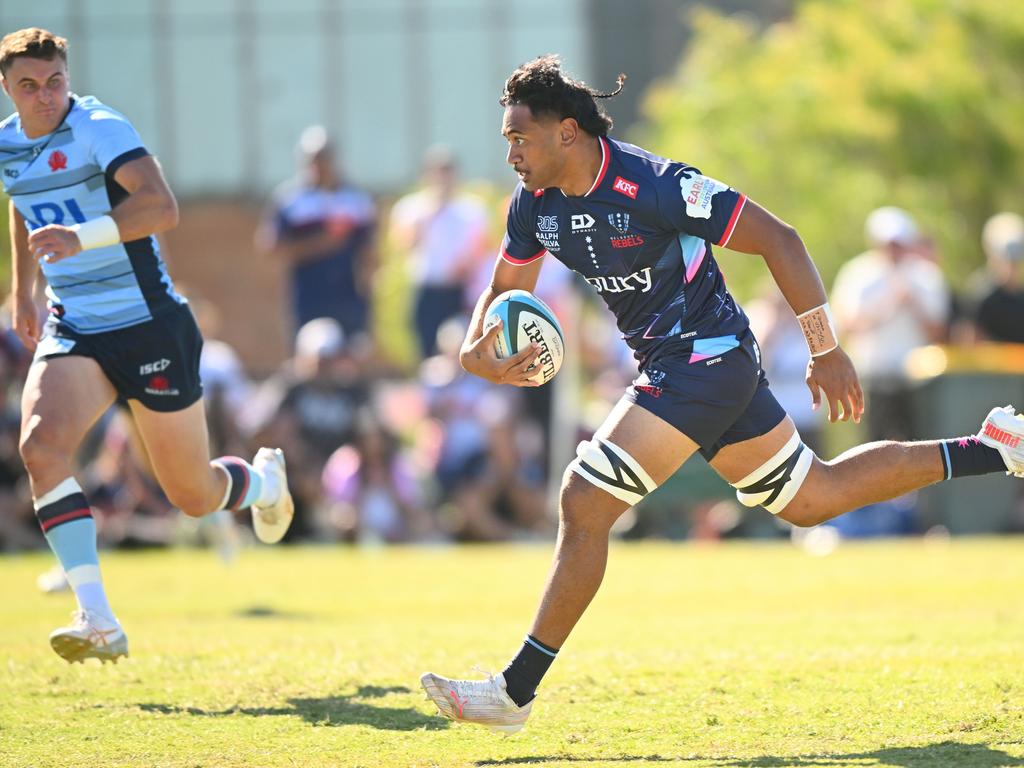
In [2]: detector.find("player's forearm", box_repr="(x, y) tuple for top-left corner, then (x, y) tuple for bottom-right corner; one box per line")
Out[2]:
(10, 207), (37, 298)
(759, 226), (829, 315)
(109, 185), (179, 241)
(462, 285), (499, 353)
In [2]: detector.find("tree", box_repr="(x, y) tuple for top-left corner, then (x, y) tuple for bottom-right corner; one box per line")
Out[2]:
(636, 0), (1024, 298)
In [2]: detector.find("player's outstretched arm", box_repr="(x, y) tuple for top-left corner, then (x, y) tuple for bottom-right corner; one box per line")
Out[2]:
(9, 202), (40, 352)
(27, 156), (178, 264)
(459, 254), (543, 387)
(725, 200), (864, 424)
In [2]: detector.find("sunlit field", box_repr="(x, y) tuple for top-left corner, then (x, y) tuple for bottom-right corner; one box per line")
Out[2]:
(3, 539), (1024, 767)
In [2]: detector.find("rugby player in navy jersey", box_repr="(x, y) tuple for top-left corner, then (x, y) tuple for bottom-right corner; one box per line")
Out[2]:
(0, 28), (294, 663)
(421, 54), (1024, 732)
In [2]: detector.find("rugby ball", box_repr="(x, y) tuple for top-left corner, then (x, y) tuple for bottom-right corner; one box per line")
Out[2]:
(484, 290), (564, 385)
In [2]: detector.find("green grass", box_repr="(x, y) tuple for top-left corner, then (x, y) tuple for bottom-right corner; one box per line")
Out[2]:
(2, 539), (1024, 767)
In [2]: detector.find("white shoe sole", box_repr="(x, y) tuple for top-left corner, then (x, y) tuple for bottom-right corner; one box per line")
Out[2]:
(419, 672), (528, 734)
(50, 632), (129, 664)
(252, 448), (294, 544)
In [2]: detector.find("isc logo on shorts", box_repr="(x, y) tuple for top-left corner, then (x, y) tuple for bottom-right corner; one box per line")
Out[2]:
(139, 358), (172, 375)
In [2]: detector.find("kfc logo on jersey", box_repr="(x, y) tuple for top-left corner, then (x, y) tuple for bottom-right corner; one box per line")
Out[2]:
(680, 171), (728, 220)
(571, 213), (596, 232)
(535, 215), (560, 252)
(612, 176), (638, 199)
(48, 150), (68, 172)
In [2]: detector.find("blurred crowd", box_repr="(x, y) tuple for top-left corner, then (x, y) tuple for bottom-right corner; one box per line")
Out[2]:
(2, 127), (1023, 556)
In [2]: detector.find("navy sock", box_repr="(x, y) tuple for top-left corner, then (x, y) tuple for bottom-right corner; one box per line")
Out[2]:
(502, 635), (559, 707)
(938, 437), (1007, 480)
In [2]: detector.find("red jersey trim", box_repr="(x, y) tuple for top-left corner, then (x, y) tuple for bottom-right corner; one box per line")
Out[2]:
(584, 137), (610, 197)
(501, 247), (546, 265)
(717, 194), (747, 248)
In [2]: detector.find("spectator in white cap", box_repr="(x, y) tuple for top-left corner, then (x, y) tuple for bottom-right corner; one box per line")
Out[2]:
(969, 212), (1024, 343)
(831, 206), (950, 440)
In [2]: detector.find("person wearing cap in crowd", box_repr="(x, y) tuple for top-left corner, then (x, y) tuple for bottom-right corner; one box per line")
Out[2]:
(248, 318), (371, 539)
(389, 145), (490, 359)
(971, 212), (1024, 344)
(256, 126), (378, 338)
(831, 206), (950, 440)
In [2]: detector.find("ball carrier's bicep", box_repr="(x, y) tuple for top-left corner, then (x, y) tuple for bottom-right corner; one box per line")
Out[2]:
(460, 254), (546, 386)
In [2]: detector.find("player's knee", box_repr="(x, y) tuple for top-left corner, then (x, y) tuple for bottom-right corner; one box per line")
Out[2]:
(773, 465), (842, 527)
(18, 422), (70, 478)
(557, 469), (620, 535)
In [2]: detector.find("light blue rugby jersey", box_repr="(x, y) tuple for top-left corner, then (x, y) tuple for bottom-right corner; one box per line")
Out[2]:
(0, 95), (183, 333)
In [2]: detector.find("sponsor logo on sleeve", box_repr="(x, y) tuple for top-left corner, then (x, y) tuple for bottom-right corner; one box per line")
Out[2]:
(680, 172), (728, 220)
(612, 176), (638, 199)
(535, 215), (560, 252)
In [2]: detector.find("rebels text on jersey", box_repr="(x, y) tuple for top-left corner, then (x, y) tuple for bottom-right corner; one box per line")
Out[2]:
(0, 95), (183, 334)
(502, 137), (749, 366)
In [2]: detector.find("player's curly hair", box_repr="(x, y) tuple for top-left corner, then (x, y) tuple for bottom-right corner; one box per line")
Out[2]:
(0, 28), (68, 76)
(500, 54), (625, 138)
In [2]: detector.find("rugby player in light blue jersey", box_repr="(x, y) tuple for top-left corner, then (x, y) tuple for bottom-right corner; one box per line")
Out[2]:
(420, 55), (1024, 733)
(0, 28), (294, 664)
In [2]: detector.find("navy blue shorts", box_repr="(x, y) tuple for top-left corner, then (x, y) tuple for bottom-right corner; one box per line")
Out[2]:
(625, 331), (786, 460)
(36, 303), (204, 413)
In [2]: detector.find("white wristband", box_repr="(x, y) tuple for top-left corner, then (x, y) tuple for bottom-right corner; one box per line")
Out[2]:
(70, 215), (120, 251)
(796, 302), (839, 358)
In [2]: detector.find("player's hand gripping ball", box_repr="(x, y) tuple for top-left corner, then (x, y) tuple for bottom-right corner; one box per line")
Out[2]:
(484, 290), (564, 385)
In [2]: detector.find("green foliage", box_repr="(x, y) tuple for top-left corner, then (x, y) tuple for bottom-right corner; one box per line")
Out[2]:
(3, 542), (1024, 766)
(636, 0), (1024, 299)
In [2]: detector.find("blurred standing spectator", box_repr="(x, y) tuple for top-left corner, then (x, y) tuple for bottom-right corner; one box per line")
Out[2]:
(256, 126), (377, 338)
(970, 212), (1024, 343)
(389, 146), (490, 359)
(831, 207), (950, 439)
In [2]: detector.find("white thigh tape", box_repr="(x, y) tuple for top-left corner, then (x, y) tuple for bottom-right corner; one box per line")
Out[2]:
(569, 437), (657, 506)
(732, 432), (813, 515)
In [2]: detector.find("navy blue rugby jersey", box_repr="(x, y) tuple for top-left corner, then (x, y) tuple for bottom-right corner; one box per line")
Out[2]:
(502, 137), (749, 367)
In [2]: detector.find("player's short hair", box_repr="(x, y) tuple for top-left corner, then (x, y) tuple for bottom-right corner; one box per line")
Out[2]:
(0, 28), (68, 77)
(500, 54), (624, 138)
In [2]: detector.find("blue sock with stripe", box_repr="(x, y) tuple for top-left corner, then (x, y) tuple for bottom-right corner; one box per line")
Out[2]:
(938, 437), (1007, 479)
(212, 456), (267, 511)
(502, 634), (559, 707)
(34, 478), (114, 620)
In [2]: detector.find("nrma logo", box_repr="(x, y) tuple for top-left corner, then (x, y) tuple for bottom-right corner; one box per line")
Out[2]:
(24, 199), (87, 230)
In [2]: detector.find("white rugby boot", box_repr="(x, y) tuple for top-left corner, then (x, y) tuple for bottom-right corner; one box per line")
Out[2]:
(977, 405), (1024, 478)
(49, 610), (128, 664)
(420, 671), (532, 734)
(251, 447), (294, 544)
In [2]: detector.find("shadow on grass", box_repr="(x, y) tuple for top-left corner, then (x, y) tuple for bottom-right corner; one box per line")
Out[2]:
(139, 684), (447, 731)
(478, 741), (1024, 766)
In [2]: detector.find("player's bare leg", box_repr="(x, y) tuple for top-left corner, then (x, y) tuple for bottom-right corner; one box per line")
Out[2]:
(422, 400), (698, 731)
(20, 355), (126, 662)
(129, 399), (293, 542)
(711, 408), (1021, 528)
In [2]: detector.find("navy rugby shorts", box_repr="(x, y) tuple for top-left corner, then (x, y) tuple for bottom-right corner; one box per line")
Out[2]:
(625, 330), (786, 461)
(35, 302), (204, 412)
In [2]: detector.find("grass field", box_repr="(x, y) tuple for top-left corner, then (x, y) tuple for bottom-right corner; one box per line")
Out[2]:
(2, 539), (1024, 768)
